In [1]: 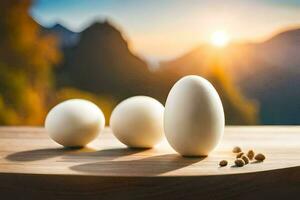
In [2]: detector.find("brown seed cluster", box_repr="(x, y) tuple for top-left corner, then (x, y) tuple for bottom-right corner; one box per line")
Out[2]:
(218, 147), (266, 168)
(235, 158), (245, 167)
(247, 150), (255, 160)
(232, 146), (242, 153)
(236, 152), (244, 158)
(241, 155), (249, 164)
(255, 153), (266, 162)
(219, 160), (228, 167)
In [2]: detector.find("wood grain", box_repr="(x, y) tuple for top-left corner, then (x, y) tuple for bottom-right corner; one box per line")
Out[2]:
(0, 126), (300, 199)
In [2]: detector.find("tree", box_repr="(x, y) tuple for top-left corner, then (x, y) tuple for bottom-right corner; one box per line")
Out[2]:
(0, 0), (60, 125)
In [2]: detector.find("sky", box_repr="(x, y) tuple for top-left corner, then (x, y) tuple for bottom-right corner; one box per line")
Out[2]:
(31, 0), (300, 62)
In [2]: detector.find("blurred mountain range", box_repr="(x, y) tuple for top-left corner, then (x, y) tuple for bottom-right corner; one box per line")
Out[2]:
(43, 22), (300, 125)
(160, 28), (300, 124)
(42, 23), (79, 48)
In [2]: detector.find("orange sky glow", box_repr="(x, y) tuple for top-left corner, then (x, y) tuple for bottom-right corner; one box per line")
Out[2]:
(32, 0), (300, 61)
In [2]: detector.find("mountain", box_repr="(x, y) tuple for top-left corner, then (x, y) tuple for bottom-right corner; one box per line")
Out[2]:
(51, 20), (258, 125)
(238, 28), (300, 124)
(56, 21), (155, 99)
(160, 28), (300, 124)
(46, 20), (300, 125)
(43, 23), (80, 48)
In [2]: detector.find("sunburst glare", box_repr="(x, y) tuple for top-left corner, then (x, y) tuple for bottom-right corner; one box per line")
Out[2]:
(211, 30), (230, 48)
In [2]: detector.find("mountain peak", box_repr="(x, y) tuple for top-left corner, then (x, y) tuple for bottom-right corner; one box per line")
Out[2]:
(81, 20), (128, 50)
(265, 27), (300, 43)
(51, 23), (65, 29)
(43, 23), (79, 48)
(49, 23), (75, 34)
(84, 20), (121, 35)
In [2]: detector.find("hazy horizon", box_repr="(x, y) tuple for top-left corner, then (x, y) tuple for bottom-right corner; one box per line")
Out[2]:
(1, 1), (299, 126)
(31, 0), (300, 62)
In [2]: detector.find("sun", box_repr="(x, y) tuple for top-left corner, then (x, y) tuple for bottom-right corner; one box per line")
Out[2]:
(210, 30), (230, 48)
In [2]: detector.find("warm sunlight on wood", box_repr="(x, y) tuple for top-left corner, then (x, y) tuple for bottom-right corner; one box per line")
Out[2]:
(211, 31), (230, 48)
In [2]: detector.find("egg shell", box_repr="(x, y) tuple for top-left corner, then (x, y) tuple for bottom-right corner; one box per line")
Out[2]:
(110, 96), (164, 148)
(45, 99), (105, 147)
(164, 75), (224, 156)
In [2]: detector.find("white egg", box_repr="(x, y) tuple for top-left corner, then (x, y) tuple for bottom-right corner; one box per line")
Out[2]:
(45, 99), (105, 147)
(164, 75), (224, 156)
(110, 96), (164, 148)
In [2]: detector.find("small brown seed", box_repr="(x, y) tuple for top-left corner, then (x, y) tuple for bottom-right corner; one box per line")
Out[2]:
(247, 150), (255, 160)
(233, 146), (242, 153)
(236, 152), (244, 158)
(255, 153), (266, 162)
(235, 158), (245, 167)
(219, 160), (228, 167)
(241, 155), (249, 164)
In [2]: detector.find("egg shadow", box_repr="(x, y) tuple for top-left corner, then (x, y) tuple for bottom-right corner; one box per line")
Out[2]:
(60, 147), (150, 163)
(70, 154), (205, 176)
(6, 147), (147, 162)
(5, 147), (78, 162)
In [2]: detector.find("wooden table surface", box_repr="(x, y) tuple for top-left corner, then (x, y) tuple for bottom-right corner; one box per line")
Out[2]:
(0, 126), (300, 199)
